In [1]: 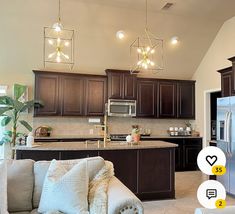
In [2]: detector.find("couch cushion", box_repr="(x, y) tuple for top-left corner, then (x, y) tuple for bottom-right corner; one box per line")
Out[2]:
(7, 159), (35, 212)
(195, 207), (235, 214)
(33, 156), (104, 208)
(9, 209), (38, 214)
(9, 212), (30, 214)
(0, 160), (8, 214)
(38, 159), (89, 214)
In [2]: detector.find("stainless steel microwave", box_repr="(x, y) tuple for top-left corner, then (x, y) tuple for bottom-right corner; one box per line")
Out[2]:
(107, 99), (136, 117)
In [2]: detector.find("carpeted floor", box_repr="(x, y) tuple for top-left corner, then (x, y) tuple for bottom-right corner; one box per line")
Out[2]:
(143, 171), (235, 214)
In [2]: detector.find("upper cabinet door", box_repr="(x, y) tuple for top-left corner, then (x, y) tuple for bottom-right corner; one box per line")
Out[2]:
(221, 71), (232, 97)
(61, 75), (85, 116)
(34, 73), (60, 116)
(106, 69), (137, 100)
(123, 73), (137, 100)
(177, 82), (195, 119)
(86, 77), (107, 116)
(107, 72), (123, 99)
(158, 81), (177, 118)
(137, 80), (155, 117)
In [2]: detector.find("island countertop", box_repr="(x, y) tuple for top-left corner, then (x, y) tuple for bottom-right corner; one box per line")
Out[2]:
(15, 141), (178, 151)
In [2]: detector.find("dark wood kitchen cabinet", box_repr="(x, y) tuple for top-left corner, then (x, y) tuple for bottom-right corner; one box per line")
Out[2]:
(106, 69), (137, 100)
(138, 148), (175, 200)
(61, 75), (85, 116)
(86, 77), (107, 116)
(137, 79), (156, 117)
(16, 146), (176, 200)
(228, 56), (235, 95)
(99, 150), (138, 194)
(158, 81), (177, 118)
(177, 81), (195, 119)
(182, 139), (202, 170)
(140, 137), (202, 171)
(218, 67), (233, 97)
(34, 73), (60, 116)
(34, 71), (107, 116)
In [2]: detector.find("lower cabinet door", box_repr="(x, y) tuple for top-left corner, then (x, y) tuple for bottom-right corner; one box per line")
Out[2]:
(138, 148), (175, 200)
(16, 150), (60, 161)
(98, 150), (138, 194)
(183, 139), (202, 170)
(60, 151), (99, 160)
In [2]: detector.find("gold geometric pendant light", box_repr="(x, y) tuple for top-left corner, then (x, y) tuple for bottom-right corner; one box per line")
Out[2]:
(130, 0), (164, 74)
(43, 0), (74, 69)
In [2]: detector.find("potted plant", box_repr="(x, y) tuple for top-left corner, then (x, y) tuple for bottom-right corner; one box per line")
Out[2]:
(131, 125), (140, 144)
(0, 84), (35, 158)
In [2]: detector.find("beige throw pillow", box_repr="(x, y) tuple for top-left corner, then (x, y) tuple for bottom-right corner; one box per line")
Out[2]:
(38, 159), (89, 214)
(0, 160), (8, 214)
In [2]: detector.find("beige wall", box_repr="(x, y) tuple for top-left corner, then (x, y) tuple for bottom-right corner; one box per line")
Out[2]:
(192, 16), (235, 142)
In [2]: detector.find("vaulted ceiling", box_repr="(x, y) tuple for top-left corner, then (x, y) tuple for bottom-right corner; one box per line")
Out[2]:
(72, 0), (235, 79)
(1, 0), (235, 80)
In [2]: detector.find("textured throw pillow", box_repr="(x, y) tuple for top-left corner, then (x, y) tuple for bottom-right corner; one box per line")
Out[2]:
(38, 159), (89, 214)
(0, 160), (9, 214)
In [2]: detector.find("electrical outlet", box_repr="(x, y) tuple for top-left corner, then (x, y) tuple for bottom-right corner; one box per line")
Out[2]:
(89, 129), (94, 135)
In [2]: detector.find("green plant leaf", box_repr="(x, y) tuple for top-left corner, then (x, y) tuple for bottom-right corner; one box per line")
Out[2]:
(0, 136), (11, 145)
(12, 100), (24, 112)
(0, 96), (14, 106)
(19, 120), (32, 132)
(14, 84), (26, 100)
(0, 107), (12, 116)
(1, 116), (12, 126)
(20, 100), (35, 112)
(3, 130), (13, 137)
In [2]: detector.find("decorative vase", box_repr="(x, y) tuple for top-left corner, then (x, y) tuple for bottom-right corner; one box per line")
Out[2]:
(132, 134), (140, 144)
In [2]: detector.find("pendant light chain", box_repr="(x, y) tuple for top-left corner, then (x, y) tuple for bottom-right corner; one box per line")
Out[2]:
(145, 0), (148, 30)
(58, 0), (61, 22)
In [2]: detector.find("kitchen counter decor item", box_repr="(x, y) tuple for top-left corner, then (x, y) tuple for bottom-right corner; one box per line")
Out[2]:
(35, 126), (52, 137)
(131, 125), (140, 144)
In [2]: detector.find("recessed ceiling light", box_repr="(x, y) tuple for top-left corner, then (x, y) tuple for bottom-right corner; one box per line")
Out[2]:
(116, 31), (125, 40)
(171, 36), (179, 45)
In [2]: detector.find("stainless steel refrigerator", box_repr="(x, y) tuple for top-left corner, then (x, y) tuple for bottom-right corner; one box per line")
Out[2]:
(217, 96), (235, 195)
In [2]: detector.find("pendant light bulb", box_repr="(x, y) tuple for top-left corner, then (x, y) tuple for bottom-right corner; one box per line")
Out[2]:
(53, 22), (63, 32)
(53, 0), (63, 32)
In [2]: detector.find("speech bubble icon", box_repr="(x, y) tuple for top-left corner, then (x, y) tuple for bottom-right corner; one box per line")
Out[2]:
(206, 189), (217, 199)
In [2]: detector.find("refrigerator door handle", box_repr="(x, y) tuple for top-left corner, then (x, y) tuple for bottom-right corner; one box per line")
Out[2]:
(228, 111), (232, 157)
(224, 111), (229, 154)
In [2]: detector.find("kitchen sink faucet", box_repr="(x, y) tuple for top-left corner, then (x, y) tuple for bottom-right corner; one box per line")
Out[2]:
(95, 114), (109, 147)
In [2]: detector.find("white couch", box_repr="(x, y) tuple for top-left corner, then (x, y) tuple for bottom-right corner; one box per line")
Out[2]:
(195, 207), (235, 214)
(6, 156), (143, 214)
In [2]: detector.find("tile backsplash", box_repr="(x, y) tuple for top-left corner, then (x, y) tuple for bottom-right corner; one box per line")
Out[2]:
(33, 117), (194, 136)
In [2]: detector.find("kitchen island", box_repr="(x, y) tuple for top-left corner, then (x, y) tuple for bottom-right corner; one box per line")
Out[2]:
(16, 141), (177, 200)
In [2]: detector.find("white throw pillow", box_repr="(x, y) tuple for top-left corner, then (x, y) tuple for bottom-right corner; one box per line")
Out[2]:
(38, 159), (89, 214)
(0, 160), (9, 214)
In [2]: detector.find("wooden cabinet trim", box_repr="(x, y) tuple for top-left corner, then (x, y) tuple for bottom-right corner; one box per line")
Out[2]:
(158, 81), (177, 118)
(85, 77), (107, 116)
(34, 73), (60, 116)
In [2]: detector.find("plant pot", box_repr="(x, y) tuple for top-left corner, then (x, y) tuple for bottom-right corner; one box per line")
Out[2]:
(132, 134), (140, 144)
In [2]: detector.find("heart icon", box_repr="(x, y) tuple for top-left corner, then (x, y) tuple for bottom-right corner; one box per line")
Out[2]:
(206, 155), (218, 166)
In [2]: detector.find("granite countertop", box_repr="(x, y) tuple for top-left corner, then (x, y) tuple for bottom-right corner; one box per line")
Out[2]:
(34, 135), (103, 140)
(35, 135), (202, 140)
(15, 141), (178, 151)
(140, 135), (202, 139)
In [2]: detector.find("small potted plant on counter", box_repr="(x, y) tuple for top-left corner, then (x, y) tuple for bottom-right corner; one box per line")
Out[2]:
(131, 125), (140, 144)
